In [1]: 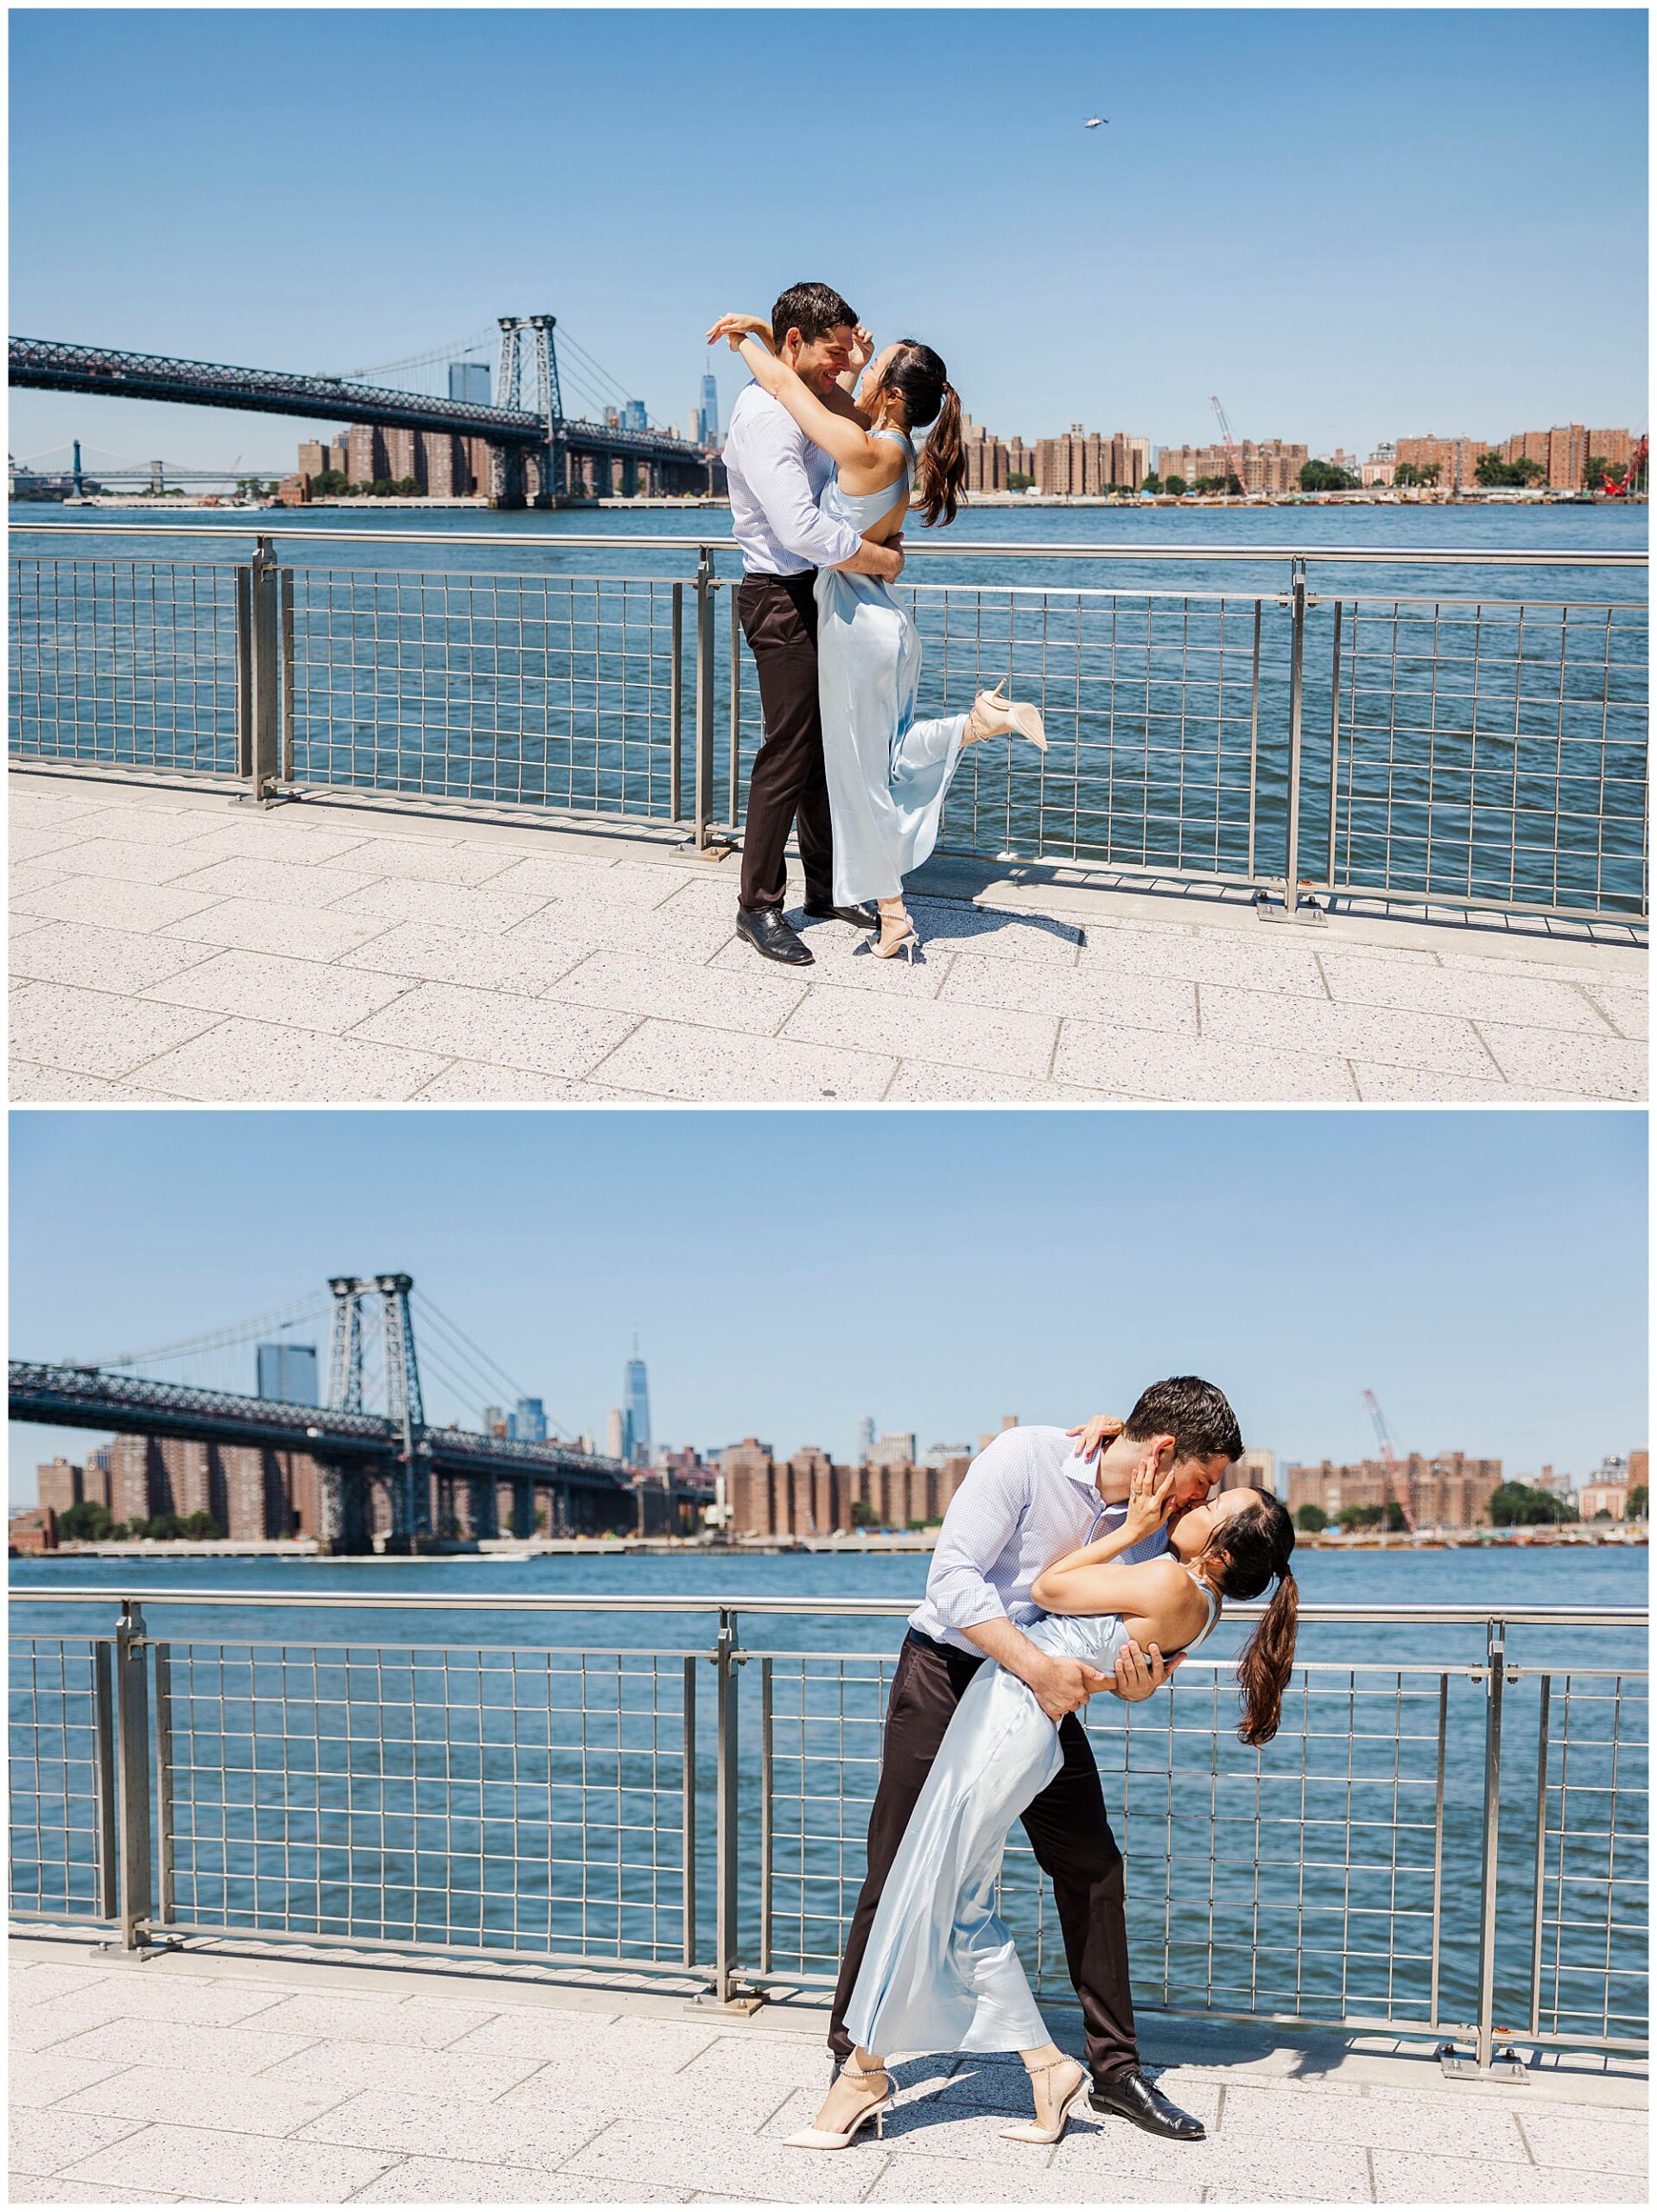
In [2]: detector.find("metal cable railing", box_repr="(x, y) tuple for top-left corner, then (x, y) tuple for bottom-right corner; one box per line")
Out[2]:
(8, 526), (1648, 924)
(8, 1593), (1646, 2075)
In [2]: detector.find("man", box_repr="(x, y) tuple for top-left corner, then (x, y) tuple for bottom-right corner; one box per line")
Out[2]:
(722, 281), (906, 968)
(826, 1376), (1245, 2142)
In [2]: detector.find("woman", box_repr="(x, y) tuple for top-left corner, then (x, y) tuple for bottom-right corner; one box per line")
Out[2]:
(708, 313), (1047, 961)
(786, 1459), (1298, 2152)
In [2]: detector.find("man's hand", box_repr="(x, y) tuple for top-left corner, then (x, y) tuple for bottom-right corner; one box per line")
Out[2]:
(1031, 1654), (1113, 1724)
(1067, 1414), (1125, 1463)
(838, 536), (904, 582)
(1104, 1639), (1183, 1705)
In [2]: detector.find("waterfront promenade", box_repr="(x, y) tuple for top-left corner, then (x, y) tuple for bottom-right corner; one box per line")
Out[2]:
(10, 768), (1647, 1105)
(10, 1934), (1647, 2204)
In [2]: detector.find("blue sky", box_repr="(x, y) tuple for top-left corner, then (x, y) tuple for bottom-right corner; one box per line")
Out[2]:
(9, 1109), (1647, 1499)
(9, 10), (1647, 474)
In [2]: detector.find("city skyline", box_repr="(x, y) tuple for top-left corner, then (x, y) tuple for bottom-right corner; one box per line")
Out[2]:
(9, 1109), (1645, 1503)
(8, 11), (1647, 469)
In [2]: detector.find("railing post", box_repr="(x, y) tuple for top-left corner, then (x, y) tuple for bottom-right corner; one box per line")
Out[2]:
(1282, 558), (1306, 913)
(669, 582), (684, 825)
(234, 537), (283, 808)
(695, 1606), (761, 2013)
(1473, 1617), (1506, 2069)
(681, 1655), (697, 1968)
(728, 587), (742, 833)
(92, 1641), (118, 1925)
(1441, 1618), (1524, 2079)
(97, 1601), (162, 1958)
(694, 547), (715, 852)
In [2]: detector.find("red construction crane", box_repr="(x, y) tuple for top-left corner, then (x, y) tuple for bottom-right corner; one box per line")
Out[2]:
(1209, 393), (1248, 499)
(1362, 1389), (1417, 1532)
(1602, 434), (1647, 496)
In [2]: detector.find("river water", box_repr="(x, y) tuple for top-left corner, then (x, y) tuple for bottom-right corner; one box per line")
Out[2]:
(9, 1548), (1647, 2049)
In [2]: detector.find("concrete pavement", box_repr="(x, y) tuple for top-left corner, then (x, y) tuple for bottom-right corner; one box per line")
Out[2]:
(8, 1936), (1647, 2205)
(10, 767), (1647, 1105)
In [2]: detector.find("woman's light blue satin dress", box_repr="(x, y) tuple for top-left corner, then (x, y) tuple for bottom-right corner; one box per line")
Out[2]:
(815, 431), (968, 907)
(844, 1591), (1218, 2058)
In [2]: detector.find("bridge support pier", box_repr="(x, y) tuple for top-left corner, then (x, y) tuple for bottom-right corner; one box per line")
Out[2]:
(489, 445), (525, 510)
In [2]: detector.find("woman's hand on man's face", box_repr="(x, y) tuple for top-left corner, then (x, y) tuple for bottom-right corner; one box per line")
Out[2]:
(1124, 1449), (1177, 1537)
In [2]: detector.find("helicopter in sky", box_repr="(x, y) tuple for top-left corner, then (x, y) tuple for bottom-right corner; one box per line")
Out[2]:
(1083, 116), (1108, 128)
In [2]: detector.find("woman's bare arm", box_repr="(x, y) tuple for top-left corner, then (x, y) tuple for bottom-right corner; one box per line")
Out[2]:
(707, 315), (881, 474)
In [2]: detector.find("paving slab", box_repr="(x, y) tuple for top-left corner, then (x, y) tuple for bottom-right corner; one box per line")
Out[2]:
(338, 918), (592, 995)
(10, 921), (221, 995)
(350, 2163), (689, 2203)
(131, 1017), (452, 1102)
(1367, 2148), (1642, 2202)
(594, 1019), (897, 1102)
(143, 950), (418, 1033)
(9, 982), (220, 1081)
(57, 2121), (398, 2202)
(782, 984), (1060, 1079)
(351, 982), (639, 1076)
(60, 2063), (355, 2138)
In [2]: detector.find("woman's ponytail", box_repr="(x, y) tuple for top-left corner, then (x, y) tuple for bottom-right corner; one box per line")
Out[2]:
(1208, 1491), (1299, 1747)
(1236, 1569), (1298, 1746)
(916, 382), (966, 527)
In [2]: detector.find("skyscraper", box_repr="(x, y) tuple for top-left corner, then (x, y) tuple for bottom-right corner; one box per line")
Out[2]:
(621, 399), (648, 433)
(257, 1342), (319, 1406)
(623, 1338), (651, 1467)
(856, 1415), (876, 1465)
(699, 373), (720, 445)
(448, 361), (491, 405)
(511, 1398), (547, 1443)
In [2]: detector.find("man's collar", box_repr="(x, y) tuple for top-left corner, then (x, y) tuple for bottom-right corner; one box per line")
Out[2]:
(1063, 1448), (1125, 1511)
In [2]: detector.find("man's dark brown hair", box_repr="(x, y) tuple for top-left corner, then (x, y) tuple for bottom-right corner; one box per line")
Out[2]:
(1123, 1376), (1244, 1465)
(771, 282), (858, 348)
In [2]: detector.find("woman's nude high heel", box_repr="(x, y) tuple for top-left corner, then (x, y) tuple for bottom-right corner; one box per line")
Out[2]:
(999, 2056), (1089, 2145)
(870, 899), (920, 962)
(963, 680), (1047, 753)
(784, 2061), (892, 2150)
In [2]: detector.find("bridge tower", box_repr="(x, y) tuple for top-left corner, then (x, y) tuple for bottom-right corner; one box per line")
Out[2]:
(496, 314), (566, 507)
(326, 1274), (432, 1546)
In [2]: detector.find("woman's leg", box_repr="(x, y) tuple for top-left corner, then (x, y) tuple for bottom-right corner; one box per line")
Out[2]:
(1013, 2040), (1088, 2133)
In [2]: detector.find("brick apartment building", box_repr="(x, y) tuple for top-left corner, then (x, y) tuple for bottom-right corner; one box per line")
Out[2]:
(716, 1440), (975, 1538)
(92, 1437), (327, 1538)
(1155, 439), (1309, 493)
(298, 428), (496, 496)
(1286, 1452), (1502, 1528)
(1035, 426), (1150, 495)
(1395, 426), (1635, 491)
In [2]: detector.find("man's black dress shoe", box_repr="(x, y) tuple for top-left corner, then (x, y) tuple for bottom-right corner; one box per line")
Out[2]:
(736, 907), (814, 966)
(1089, 2069), (1206, 2140)
(802, 900), (879, 930)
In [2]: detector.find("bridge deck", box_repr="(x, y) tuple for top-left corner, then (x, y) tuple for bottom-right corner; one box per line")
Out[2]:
(10, 766), (1647, 1104)
(10, 1933), (1647, 2205)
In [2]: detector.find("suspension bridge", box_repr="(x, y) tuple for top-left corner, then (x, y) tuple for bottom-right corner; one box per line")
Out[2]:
(8, 313), (714, 505)
(10, 1274), (695, 1551)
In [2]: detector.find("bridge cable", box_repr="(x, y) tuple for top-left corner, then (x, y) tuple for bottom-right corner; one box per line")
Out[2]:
(413, 1294), (578, 1441)
(79, 1293), (331, 1374)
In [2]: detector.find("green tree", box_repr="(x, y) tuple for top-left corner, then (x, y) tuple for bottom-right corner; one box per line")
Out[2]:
(308, 468), (350, 497)
(1295, 1502), (1329, 1533)
(1007, 472), (1034, 492)
(1628, 1484), (1648, 1520)
(850, 1499), (877, 1529)
(1489, 1480), (1571, 1527)
(1140, 473), (1163, 494)
(1394, 462), (1439, 488)
(1299, 460), (1358, 492)
(1337, 1503), (1386, 1532)
(1162, 474), (1188, 496)
(181, 1511), (221, 1540)
(57, 1499), (113, 1541)
(391, 476), (419, 496)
